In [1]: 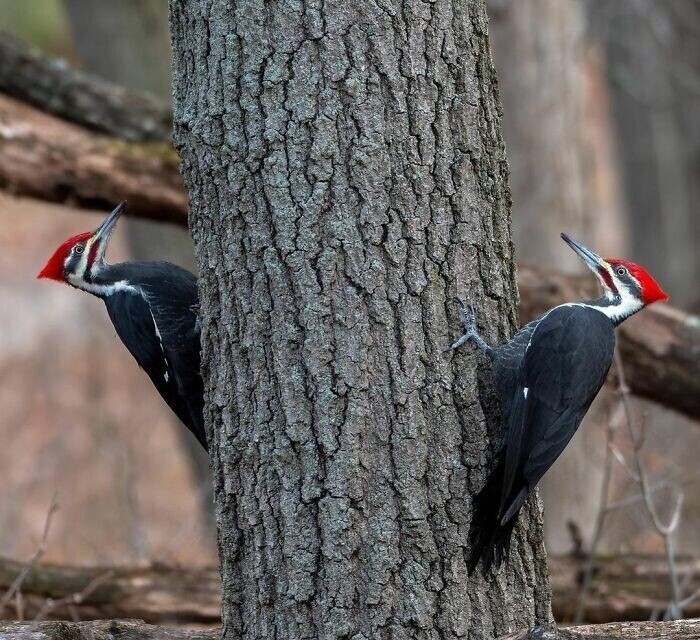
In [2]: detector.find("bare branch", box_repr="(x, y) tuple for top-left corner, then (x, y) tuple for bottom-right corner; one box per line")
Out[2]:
(0, 33), (171, 141)
(0, 620), (219, 639)
(614, 350), (684, 619)
(0, 94), (186, 225)
(0, 493), (58, 611)
(32, 571), (114, 622)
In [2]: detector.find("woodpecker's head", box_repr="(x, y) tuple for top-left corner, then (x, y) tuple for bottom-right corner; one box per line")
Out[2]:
(38, 202), (125, 288)
(561, 233), (668, 322)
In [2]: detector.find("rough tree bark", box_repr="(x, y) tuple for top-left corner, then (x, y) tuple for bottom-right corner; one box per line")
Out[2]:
(170, 1), (551, 638)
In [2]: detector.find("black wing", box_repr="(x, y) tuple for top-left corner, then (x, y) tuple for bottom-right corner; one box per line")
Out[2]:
(498, 305), (615, 523)
(104, 281), (206, 451)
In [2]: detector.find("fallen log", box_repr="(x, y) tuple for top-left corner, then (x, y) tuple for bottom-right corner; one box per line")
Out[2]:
(549, 553), (700, 623)
(497, 619), (700, 640)
(1, 619), (700, 640)
(0, 94), (186, 225)
(0, 34), (171, 142)
(0, 620), (219, 640)
(1, 554), (699, 626)
(0, 557), (220, 625)
(518, 265), (700, 420)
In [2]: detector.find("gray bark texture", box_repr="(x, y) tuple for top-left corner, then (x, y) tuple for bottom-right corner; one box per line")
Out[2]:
(170, 0), (552, 638)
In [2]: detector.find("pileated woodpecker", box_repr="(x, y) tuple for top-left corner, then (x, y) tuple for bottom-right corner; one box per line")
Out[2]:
(38, 203), (207, 451)
(452, 234), (668, 573)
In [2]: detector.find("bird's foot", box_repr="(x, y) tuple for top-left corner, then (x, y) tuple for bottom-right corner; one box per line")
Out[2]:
(449, 298), (491, 354)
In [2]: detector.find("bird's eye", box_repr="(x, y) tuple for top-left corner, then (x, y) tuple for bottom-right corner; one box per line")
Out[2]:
(74, 245), (84, 254)
(616, 266), (627, 276)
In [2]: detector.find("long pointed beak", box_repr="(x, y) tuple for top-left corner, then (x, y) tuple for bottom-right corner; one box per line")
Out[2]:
(92, 201), (126, 246)
(560, 233), (608, 273)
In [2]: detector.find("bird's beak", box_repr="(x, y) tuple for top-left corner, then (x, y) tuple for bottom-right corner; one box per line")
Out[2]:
(560, 233), (608, 274)
(93, 201), (126, 245)
(90, 201), (126, 262)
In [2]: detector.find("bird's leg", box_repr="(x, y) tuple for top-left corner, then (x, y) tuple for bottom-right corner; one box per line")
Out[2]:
(450, 298), (493, 355)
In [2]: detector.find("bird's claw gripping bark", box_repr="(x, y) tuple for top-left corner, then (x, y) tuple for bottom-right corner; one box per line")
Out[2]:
(457, 297), (477, 334)
(449, 297), (491, 354)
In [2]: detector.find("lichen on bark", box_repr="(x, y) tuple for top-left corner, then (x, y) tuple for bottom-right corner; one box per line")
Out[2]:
(170, 0), (552, 637)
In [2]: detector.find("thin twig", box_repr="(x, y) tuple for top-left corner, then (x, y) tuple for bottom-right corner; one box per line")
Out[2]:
(31, 570), (114, 622)
(614, 350), (684, 619)
(609, 442), (641, 482)
(0, 493), (59, 612)
(574, 407), (617, 623)
(14, 590), (23, 622)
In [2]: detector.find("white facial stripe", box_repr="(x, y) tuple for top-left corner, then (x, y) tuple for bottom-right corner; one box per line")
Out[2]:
(81, 238), (96, 274)
(64, 237), (96, 280)
(588, 276), (643, 322)
(66, 275), (139, 297)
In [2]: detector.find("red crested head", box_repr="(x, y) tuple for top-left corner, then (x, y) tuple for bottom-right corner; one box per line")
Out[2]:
(37, 201), (127, 285)
(605, 258), (669, 305)
(38, 231), (93, 282)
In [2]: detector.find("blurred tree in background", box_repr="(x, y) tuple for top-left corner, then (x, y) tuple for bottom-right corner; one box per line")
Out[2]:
(61, 0), (214, 531)
(593, 1), (700, 311)
(0, 0), (214, 543)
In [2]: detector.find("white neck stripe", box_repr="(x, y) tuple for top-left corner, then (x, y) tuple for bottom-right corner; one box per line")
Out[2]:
(67, 275), (140, 298)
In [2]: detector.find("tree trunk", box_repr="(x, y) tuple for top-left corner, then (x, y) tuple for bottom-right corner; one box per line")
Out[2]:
(64, 0), (173, 101)
(170, 0), (551, 637)
(488, 0), (589, 271)
(593, 1), (700, 310)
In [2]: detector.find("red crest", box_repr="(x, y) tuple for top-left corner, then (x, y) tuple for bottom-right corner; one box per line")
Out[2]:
(607, 258), (669, 304)
(38, 232), (93, 282)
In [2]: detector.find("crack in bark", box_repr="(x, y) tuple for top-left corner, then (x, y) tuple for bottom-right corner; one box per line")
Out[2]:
(170, 0), (552, 637)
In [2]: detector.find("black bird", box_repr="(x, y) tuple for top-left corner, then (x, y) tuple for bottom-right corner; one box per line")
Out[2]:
(452, 234), (668, 573)
(38, 203), (207, 451)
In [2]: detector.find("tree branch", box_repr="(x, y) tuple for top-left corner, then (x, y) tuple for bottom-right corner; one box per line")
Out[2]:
(0, 94), (186, 224)
(0, 34), (171, 141)
(498, 619), (700, 640)
(2, 554), (699, 626)
(2, 619), (699, 640)
(0, 558), (220, 625)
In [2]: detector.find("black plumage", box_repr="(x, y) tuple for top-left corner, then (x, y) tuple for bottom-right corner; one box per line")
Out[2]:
(100, 262), (206, 450)
(451, 233), (668, 573)
(467, 305), (615, 573)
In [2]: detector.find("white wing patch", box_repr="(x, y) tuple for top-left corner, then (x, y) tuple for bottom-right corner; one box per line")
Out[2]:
(150, 311), (171, 384)
(523, 387), (529, 399)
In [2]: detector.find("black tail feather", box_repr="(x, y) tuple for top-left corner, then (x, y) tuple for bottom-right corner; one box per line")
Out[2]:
(467, 455), (518, 575)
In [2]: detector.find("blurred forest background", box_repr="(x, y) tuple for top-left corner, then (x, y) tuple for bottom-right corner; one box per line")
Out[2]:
(1, 0), (699, 625)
